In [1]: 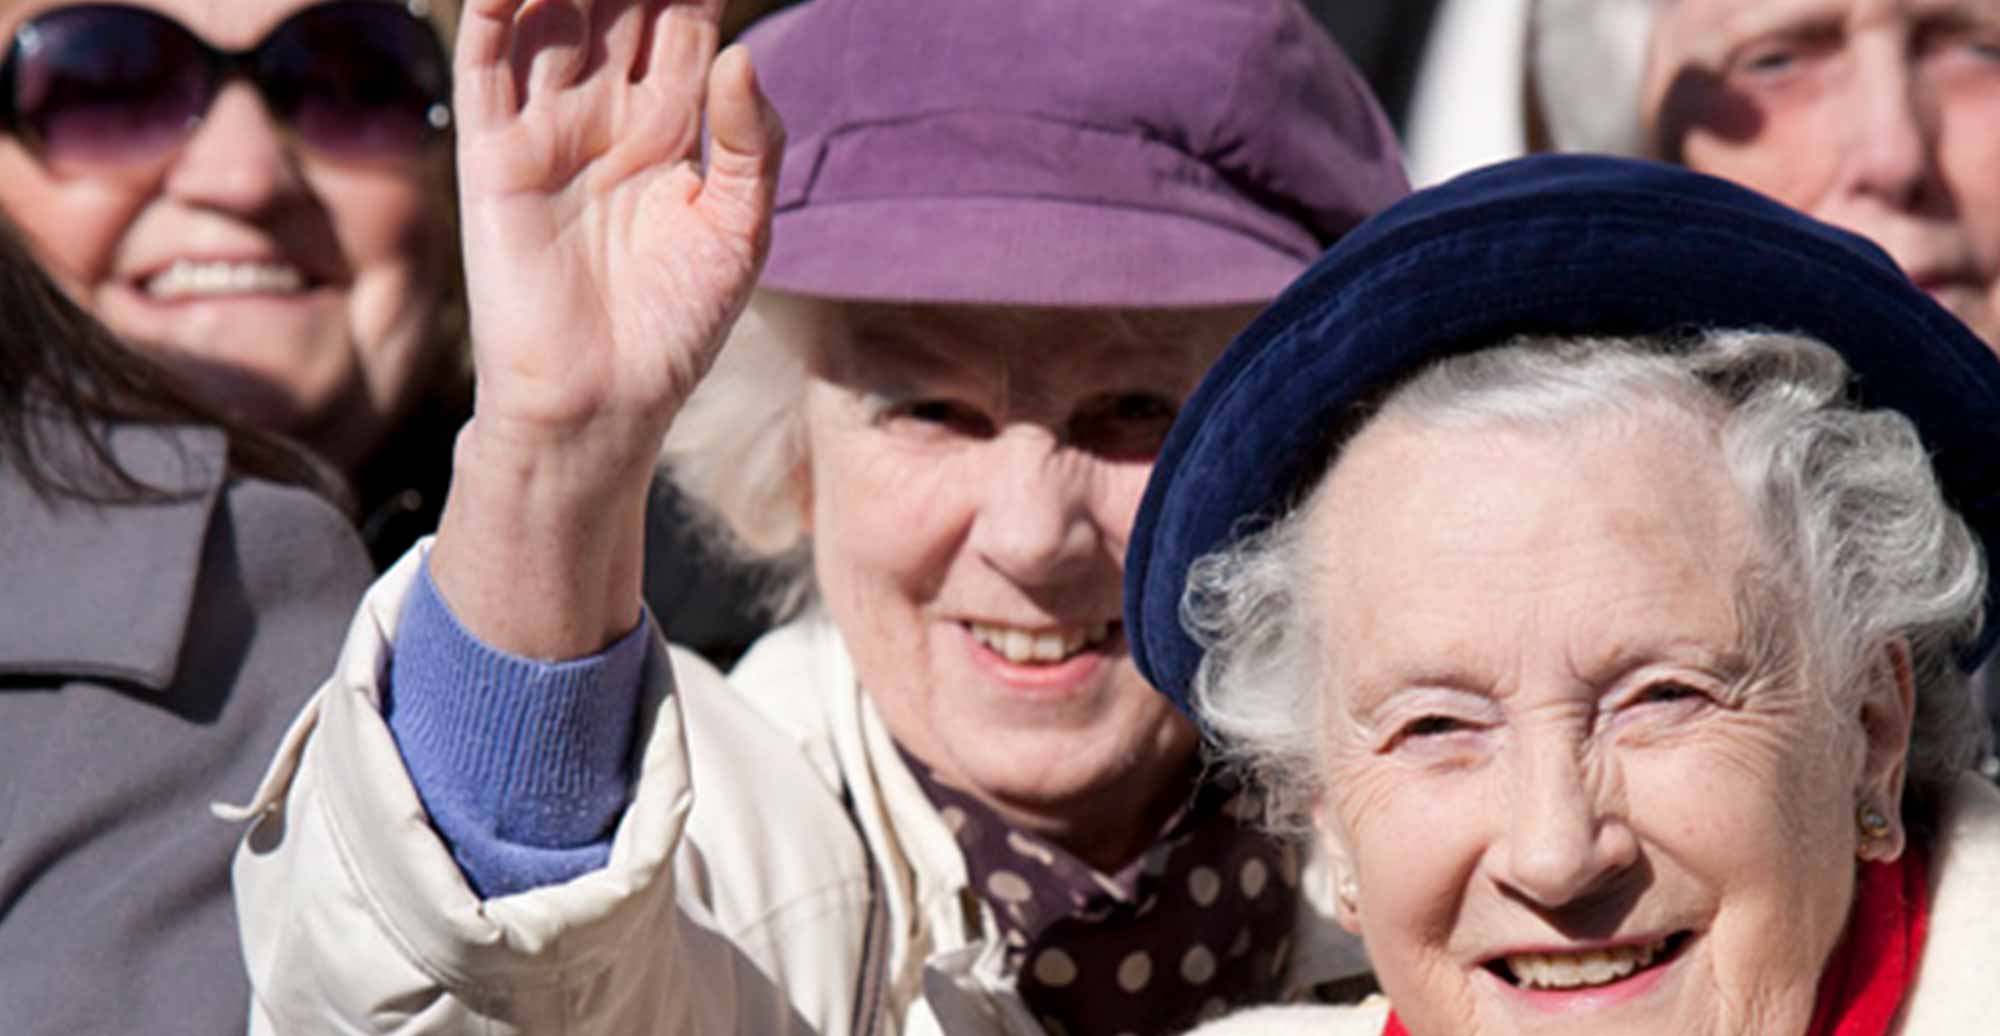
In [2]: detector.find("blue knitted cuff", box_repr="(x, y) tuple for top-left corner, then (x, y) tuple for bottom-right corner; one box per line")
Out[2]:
(383, 560), (650, 897)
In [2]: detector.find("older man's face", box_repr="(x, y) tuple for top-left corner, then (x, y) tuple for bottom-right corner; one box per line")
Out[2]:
(1641, 0), (2000, 351)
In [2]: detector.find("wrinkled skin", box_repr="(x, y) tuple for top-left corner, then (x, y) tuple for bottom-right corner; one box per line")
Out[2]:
(802, 304), (1254, 868)
(1305, 407), (1912, 1036)
(1644, 0), (2000, 352)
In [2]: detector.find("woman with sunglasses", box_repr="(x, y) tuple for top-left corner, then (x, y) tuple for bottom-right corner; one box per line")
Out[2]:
(0, 0), (463, 565)
(0, 0), (770, 662)
(0, 212), (372, 1033)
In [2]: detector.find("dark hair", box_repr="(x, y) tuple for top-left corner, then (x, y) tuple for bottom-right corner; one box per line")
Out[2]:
(0, 218), (342, 505)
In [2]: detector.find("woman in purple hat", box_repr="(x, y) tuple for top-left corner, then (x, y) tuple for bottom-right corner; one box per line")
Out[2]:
(227, 0), (1406, 1033)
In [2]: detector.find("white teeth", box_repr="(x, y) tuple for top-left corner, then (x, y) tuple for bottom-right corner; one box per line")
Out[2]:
(967, 621), (1112, 664)
(145, 260), (305, 299)
(1506, 937), (1670, 991)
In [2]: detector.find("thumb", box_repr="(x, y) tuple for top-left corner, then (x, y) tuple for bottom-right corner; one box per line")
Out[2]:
(699, 44), (784, 258)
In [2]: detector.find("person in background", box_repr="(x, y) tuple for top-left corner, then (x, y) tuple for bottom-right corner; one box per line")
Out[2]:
(1128, 154), (2000, 1036)
(0, 0), (463, 560)
(0, 212), (372, 1034)
(1529, 0), (2000, 777)
(0, 0), (767, 662)
(1534, 0), (1999, 349)
(228, 0), (1409, 1032)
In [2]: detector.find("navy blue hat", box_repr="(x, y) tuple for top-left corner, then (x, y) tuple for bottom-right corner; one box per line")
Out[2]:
(1127, 154), (2000, 717)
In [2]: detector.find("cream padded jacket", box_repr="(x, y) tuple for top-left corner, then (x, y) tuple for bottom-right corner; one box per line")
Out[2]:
(225, 546), (1369, 1035)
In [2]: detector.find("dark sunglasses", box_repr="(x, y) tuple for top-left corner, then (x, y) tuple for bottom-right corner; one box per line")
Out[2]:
(1, 1), (451, 169)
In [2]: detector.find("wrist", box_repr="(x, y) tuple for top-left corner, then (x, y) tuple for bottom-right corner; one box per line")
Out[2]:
(429, 420), (652, 659)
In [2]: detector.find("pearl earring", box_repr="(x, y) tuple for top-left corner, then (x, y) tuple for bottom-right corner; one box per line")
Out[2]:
(1858, 804), (1892, 840)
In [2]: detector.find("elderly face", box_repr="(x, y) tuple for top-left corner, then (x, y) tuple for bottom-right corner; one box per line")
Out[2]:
(1641, 0), (2000, 351)
(802, 304), (1247, 865)
(1306, 406), (1903, 1035)
(0, 0), (457, 474)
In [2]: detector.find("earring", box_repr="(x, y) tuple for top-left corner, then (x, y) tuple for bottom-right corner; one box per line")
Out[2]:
(1858, 804), (1892, 841)
(1336, 874), (1359, 911)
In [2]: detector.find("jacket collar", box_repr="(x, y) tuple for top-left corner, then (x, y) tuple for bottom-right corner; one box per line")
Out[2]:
(0, 422), (226, 690)
(1900, 774), (2000, 1031)
(777, 612), (1374, 991)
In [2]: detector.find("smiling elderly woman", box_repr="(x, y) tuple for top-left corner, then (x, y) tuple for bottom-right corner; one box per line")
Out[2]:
(1125, 156), (2000, 1036)
(225, 0), (1407, 1033)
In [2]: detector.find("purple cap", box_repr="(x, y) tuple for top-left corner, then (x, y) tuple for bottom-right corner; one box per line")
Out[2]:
(741, 0), (1408, 308)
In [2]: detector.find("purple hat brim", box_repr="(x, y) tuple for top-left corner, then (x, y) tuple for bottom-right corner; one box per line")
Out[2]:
(1128, 154), (2000, 719)
(762, 197), (1317, 308)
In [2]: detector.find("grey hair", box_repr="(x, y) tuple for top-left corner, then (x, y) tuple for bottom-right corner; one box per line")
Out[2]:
(1185, 329), (1987, 835)
(659, 289), (826, 620)
(1529, 0), (1660, 155)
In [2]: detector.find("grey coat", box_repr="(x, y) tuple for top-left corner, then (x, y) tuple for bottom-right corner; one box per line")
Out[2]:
(0, 423), (371, 1035)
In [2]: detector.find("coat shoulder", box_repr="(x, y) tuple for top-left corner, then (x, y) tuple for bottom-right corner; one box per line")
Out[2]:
(1900, 775), (2000, 1033)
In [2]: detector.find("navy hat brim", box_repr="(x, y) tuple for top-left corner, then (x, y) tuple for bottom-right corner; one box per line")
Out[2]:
(1127, 155), (2000, 716)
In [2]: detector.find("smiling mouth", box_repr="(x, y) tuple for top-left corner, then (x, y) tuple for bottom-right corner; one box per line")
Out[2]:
(965, 620), (1116, 664)
(1488, 932), (1691, 992)
(143, 260), (309, 299)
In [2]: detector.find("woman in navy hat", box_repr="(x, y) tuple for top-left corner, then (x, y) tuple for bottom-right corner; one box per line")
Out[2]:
(1129, 154), (2000, 1035)
(227, 0), (1406, 1033)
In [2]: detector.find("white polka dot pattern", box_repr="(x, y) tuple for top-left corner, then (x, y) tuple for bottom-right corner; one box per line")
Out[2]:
(1188, 866), (1222, 906)
(1240, 858), (1268, 899)
(1034, 948), (1078, 988)
(1182, 944), (1217, 985)
(1118, 950), (1154, 993)
(906, 758), (1296, 1036)
(988, 870), (1032, 903)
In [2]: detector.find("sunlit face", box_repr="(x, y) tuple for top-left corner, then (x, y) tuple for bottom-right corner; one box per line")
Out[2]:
(1308, 408), (1881, 1036)
(1643, 0), (2000, 351)
(801, 303), (1248, 866)
(0, 0), (456, 473)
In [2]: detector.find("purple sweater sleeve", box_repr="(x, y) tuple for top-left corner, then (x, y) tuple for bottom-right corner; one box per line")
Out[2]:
(382, 560), (649, 898)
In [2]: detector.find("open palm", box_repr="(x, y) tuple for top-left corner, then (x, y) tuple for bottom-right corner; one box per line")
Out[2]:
(428, 0), (781, 657)
(455, 0), (780, 447)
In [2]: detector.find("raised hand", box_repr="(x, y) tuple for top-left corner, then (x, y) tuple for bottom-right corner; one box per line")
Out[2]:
(434, 0), (783, 657)
(458, 0), (778, 449)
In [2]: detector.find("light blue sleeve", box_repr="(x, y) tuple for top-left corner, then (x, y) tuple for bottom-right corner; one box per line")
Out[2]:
(382, 561), (649, 897)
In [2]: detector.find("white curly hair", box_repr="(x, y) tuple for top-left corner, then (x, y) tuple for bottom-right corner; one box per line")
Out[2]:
(1184, 328), (1987, 835)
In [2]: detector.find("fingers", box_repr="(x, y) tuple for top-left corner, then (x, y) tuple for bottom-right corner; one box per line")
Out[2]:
(650, 2), (722, 107)
(615, 0), (722, 171)
(456, 0), (523, 131)
(460, 0), (670, 128)
(647, 0), (728, 70)
(456, 0), (588, 128)
(512, 2), (591, 103)
(595, 0), (652, 84)
(698, 44), (785, 254)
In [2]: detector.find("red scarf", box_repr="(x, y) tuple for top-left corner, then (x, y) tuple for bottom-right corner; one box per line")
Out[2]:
(1380, 845), (1930, 1036)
